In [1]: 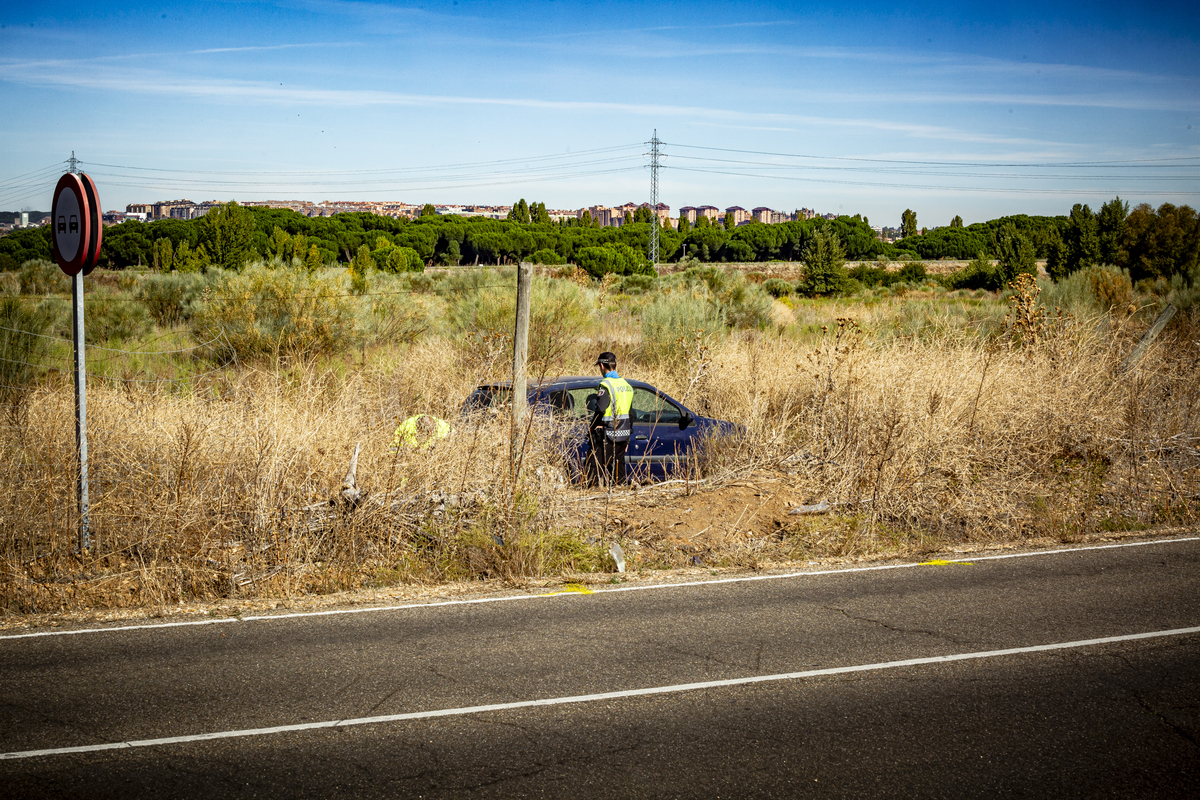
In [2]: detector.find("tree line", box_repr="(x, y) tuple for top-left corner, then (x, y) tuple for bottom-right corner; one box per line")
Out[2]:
(890, 199), (1199, 286)
(1, 196), (1196, 286)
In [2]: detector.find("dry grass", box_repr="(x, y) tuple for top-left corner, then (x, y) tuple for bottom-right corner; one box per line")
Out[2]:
(2, 278), (1198, 616)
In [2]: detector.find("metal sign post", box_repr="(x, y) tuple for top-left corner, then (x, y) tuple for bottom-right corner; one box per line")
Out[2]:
(72, 269), (89, 551)
(51, 167), (103, 553)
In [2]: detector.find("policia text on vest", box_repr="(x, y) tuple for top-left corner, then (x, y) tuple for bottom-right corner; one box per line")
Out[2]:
(588, 351), (633, 487)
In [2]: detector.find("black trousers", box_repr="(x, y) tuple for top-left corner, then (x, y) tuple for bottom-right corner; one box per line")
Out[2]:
(588, 433), (627, 487)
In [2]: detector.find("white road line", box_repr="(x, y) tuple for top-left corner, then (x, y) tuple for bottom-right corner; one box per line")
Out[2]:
(3, 536), (1197, 641)
(4, 625), (1198, 761)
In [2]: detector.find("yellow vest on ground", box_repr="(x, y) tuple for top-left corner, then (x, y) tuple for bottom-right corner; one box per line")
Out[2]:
(392, 415), (452, 449)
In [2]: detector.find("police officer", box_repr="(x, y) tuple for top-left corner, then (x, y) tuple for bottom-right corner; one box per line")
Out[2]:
(588, 351), (634, 486)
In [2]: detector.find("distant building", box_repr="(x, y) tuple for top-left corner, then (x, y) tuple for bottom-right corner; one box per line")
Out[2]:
(795, 208), (815, 220)
(725, 206), (750, 225)
(696, 205), (721, 222)
(678, 206), (697, 224)
(651, 202), (670, 225)
(583, 205), (617, 227)
(616, 202), (639, 226)
(152, 200), (193, 220)
(169, 204), (215, 220)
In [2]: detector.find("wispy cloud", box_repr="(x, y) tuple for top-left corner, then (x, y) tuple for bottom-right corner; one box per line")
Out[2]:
(187, 42), (359, 55)
(442, 29), (1196, 111)
(0, 62), (1070, 148)
(0, 42), (357, 69)
(528, 19), (799, 41)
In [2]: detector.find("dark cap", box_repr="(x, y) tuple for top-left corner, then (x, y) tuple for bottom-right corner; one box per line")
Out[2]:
(594, 351), (617, 366)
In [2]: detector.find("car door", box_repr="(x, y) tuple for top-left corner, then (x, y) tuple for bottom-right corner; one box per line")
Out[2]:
(626, 387), (693, 481)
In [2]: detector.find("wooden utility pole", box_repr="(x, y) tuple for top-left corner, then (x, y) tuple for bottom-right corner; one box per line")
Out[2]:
(511, 262), (532, 467)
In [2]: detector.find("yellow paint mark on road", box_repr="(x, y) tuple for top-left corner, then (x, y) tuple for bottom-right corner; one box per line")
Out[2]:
(540, 584), (595, 596)
(919, 559), (974, 566)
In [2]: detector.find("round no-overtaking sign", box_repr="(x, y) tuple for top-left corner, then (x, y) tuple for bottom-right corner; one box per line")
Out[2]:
(52, 172), (103, 276)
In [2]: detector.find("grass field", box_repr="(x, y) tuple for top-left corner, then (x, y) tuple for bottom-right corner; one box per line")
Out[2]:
(1, 258), (1197, 617)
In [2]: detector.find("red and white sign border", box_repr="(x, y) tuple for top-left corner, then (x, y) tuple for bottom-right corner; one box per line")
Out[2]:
(51, 172), (103, 277)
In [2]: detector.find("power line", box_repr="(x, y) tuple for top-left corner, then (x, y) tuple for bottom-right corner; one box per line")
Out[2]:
(664, 165), (1200, 196)
(81, 143), (644, 177)
(661, 141), (1200, 169)
(663, 153), (1198, 181)
(0, 163), (64, 189)
(83, 154), (644, 189)
(81, 167), (645, 198)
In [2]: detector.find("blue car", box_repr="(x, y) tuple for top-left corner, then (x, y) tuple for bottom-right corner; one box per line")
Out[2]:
(462, 376), (741, 482)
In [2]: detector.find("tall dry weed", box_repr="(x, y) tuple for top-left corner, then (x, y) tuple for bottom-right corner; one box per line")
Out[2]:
(3, 274), (1197, 614)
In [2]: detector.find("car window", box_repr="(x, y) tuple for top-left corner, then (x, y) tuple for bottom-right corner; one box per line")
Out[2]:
(536, 389), (587, 419)
(463, 387), (510, 411)
(565, 387), (600, 419)
(631, 388), (684, 425)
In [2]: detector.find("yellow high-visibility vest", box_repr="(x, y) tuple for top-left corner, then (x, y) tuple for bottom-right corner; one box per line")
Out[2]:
(392, 415), (451, 449)
(600, 376), (634, 440)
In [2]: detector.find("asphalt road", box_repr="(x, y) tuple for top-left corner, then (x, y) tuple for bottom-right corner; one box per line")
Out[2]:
(2, 537), (1198, 798)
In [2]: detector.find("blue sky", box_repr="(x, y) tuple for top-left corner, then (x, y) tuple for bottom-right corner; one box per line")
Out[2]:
(1, 1), (1197, 227)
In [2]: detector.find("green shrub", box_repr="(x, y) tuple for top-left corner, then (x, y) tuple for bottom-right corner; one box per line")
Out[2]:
(943, 252), (1004, 291)
(760, 278), (794, 297)
(136, 272), (209, 327)
(191, 263), (359, 362)
(439, 267), (505, 298)
(898, 262), (928, 283)
(408, 272), (437, 293)
(616, 274), (656, 295)
(362, 292), (432, 346)
(1085, 265), (1133, 313)
(639, 290), (725, 366)
(0, 295), (55, 418)
(677, 265), (734, 296)
(448, 277), (592, 368)
(84, 287), (155, 344)
(1163, 263), (1200, 312)
(18, 260), (68, 296)
(846, 265), (895, 288)
(717, 281), (774, 330)
(659, 266), (772, 331)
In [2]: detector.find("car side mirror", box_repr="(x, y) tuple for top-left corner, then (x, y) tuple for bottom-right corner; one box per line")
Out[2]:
(678, 413), (692, 430)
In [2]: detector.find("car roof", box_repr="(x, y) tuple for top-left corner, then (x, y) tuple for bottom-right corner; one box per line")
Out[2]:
(476, 376), (657, 391)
